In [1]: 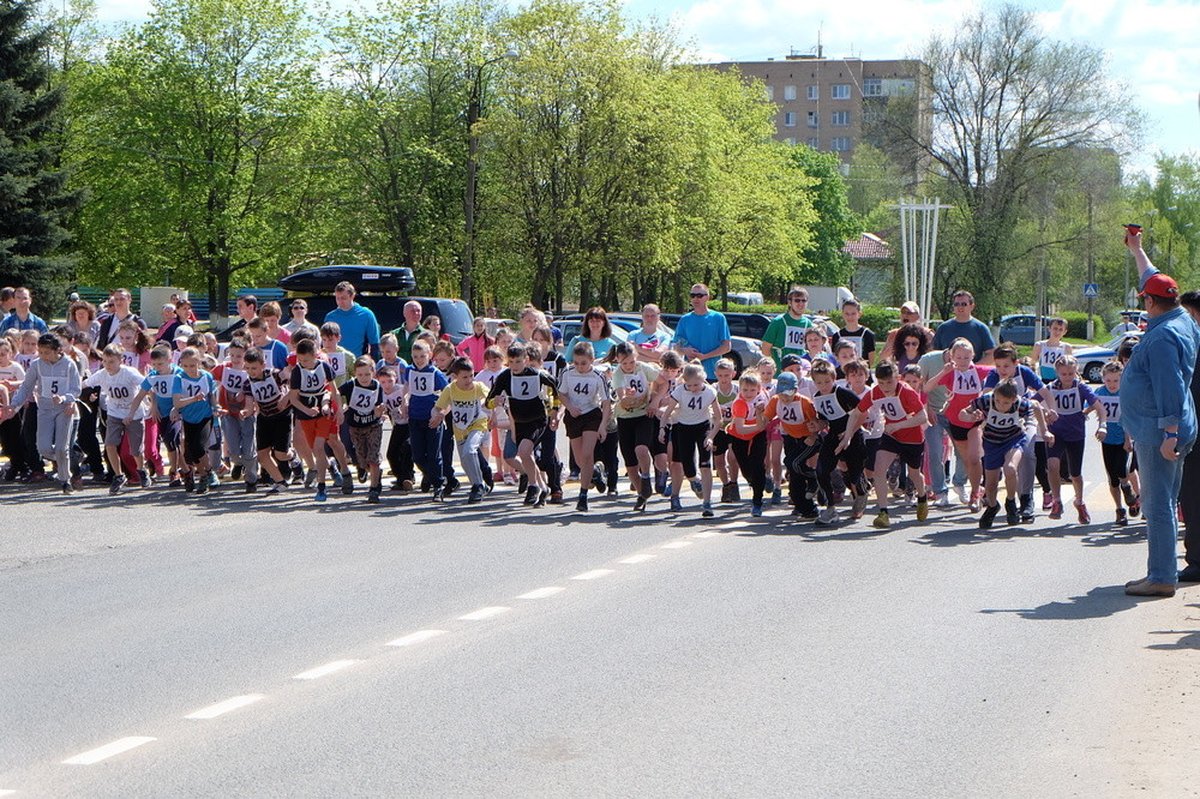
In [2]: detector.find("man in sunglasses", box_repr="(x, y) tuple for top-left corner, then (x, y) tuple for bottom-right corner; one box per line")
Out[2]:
(761, 287), (814, 368)
(672, 284), (731, 379)
(932, 290), (995, 364)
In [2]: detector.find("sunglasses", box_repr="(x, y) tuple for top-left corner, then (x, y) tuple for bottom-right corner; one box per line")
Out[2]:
(690, 293), (708, 298)
(789, 297), (807, 303)
(904, 340), (920, 346)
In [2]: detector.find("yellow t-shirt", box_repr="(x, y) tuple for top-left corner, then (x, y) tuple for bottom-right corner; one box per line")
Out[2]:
(434, 381), (490, 441)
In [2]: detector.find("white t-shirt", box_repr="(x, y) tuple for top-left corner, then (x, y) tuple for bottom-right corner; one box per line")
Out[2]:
(670, 384), (718, 426)
(85, 365), (147, 420)
(558, 367), (610, 415)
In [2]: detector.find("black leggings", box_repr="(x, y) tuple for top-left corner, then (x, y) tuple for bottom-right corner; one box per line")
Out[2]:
(1101, 442), (1132, 487)
(74, 399), (104, 478)
(817, 433), (867, 507)
(537, 426), (562, 493)
(730, 432), (767, 503)
(593, 432), (619, 489)
(386, 423), (414, 482)
(783, 435), (820, 512)
(671, 422), (712, 478)
(0, 414), (27, 474)
(617, 415), (653, 472)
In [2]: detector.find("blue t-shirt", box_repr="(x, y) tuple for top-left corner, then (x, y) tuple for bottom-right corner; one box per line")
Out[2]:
(672, 311), (731, 379)
(566, 335), (615, 361)
(142, 366), (182, 417)
(324, 304), (381, 357)
(403, 364), (449, 420)
(1043, 379), (1096, 442)
(259, 339), (289, 370)
(1095, 385), (1125, 446)
(630, 329), (669, 352)
(982, 365), (1043, 398)
(172, 371), (217, 423)
(932, 318), (996, 362)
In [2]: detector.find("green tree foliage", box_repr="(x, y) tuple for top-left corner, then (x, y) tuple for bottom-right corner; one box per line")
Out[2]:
(0, 0), (82, 315)
(787, 145), (859, 288)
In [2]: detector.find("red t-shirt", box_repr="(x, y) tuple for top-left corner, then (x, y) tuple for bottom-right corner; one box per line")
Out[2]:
(857, 383), (925, 445)
(937, 365), (994, 428)
(730, 395), (768, 441)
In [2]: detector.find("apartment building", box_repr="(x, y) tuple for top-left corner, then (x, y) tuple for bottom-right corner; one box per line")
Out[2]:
(708, 52), (931, 165)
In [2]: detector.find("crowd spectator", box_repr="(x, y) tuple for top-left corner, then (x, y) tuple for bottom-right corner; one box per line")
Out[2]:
(672, 283), (731, 379)
(324, 282), (381, 359)
(0, 288), (49, 335)
(932, 291), (995, 364)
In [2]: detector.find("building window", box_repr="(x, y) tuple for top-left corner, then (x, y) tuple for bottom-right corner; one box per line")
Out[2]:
(807, 85), (818, 100)
(807, 137), (820, 148)
(831, 84), (851, 100)
(783, 111), (796, 127)
(783, 85), (796, 101)
(765, 85), (774, 101)
(806, 111), (819, 128)
(785, 137), (796, 146)
(831, 137), (851, 152)
(863, 78), (882, 97)
(831, 110), (850, 127)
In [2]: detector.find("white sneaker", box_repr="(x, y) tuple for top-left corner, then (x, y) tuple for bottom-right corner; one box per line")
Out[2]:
(934, 493), (952, 508)
(816, 507), (839, 525)
(954, 485), (969, 505)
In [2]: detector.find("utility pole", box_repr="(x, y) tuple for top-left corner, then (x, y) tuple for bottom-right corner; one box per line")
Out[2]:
(1086, 193), (1095, 339)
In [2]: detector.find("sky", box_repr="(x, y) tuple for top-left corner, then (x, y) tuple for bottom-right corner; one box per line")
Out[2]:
(88, 0), (1198, 176)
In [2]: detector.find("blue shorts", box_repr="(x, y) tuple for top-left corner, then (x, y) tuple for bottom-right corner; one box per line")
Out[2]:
(982, 435), (1025, 470)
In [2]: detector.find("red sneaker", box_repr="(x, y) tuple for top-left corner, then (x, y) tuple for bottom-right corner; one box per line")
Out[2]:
(1049, 498), (1063, 520)
(1075, 501), (1091, 525)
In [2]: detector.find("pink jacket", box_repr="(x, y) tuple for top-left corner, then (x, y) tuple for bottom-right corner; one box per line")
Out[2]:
(456, 333), (495, 372)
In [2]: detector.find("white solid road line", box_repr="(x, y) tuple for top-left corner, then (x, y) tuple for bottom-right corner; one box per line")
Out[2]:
(660, 541), (693, 549)
(690, 531), (721, 539)
(62, 736), (156, 765)
(292, 660), (358, 680)
(185, 694), (265, 720)
(386, 629), (447, 647)
(619, 554), (657, 564)
(458, 606), (511, 621)
(0, 789), (17, 796)
(517, 587), (565, 599)
(571, 569), (614, 581)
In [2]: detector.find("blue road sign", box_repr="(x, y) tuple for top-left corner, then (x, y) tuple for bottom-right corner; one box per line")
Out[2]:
(1083, 283), (1100, 298)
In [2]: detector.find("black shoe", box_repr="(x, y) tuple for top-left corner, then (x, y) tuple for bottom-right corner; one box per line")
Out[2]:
(1179, 565), (1200, 583)
(729, 484), (742, 503)
(467, 485), (484, 504)
(1019, 493), (1035, 524)
(524, 485), (538, 505)
(518, 474), (529, 494)
(534, 489), (548, 508)
(444, 479), (459, 497)
(634, 494), (647, 512)
(432, 486), (444, 502)
(183, 472), (195, 492)
(196, 479), (209, 495)
(109, 475), (126, 495)
(62, 481), (73, 494)
(357, 469), (368, 483)
(1121, 482), (1137, 509)
(720, 483), (731, 503)
(979, 502), (1000, 530)
(341, 472), (354, 495)
(638, 475), (653, 500)
(592, 466), (606, 494)
(367, 487), (381, 504)
(1004, 498), (1019, 525)
(244, 481), (257, 494)
(231, 464), (243, 481)
(576, 494), (589, 512)
(549, 490), (563, 505)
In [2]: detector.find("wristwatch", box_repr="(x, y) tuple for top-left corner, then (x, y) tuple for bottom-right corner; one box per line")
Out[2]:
(1164, 431), (1180, 439)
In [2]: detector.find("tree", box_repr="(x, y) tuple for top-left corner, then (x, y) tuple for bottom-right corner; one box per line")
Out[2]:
(0, 0), (82, 315)
(69, 0), (319, 322)
(880, 3), (1138, 319)
(788, 145), (860, 288)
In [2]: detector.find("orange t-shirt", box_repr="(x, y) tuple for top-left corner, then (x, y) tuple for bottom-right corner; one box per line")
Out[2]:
(765, 394), (817, 438)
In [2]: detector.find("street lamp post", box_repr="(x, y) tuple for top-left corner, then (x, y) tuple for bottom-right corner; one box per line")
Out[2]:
(462, 48), (517, 312)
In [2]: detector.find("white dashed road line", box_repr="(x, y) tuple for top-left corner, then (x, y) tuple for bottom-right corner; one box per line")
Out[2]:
(184, 694), (265, 720)
(619, 554), (657, 564)
(386, 630), (447, 647)
(690, 531), (721, 539)
(0, 789), (17, 795)
(458, 606), (511, 621)
(660, 541), (693, 549)
(571, 569), (614, 581)
(62, 737), (156, 765)
(292, 660), (358, 681)
(517, 587), (565, 599)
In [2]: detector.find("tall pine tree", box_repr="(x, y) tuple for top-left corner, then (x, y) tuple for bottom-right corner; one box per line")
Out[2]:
(0, 0), (80, 316)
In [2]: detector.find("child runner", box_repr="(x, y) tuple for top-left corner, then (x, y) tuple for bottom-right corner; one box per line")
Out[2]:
(339, 356), (386, 503)
(1095, 361), (1140, 525)
(962, 379), (1048, 528)
(927, 338), (992, 511)
(403, 340), (449, 500)
(132, 346), (184, 487)
(214, 339), (259, 492)
(757, 357), (784, 504)
(486, 343), (558, 507)
(558, 341), (612, 512)
(811, 359), (869, 525)
(728, 372), (769, 517)
(1031, 318), (1073, 382)
(289, 338), (353, 502)
(4, 333), (81, 493)
(475, 346), (511, 485)
(1037, 354), (1105, 523)
(86, 343), (150, 493)
(833, 298), (877, 366)
(650, 350), (684, 497)
(171, 347), (219, 494)
(839, 360), (928, 528)
(764, 371), (820, 519)
(608, 341), (660, 511)
(712, 357), (742, 503)
(432, 356), (495, 504)
(983, 345), (1045, 522)
(659, 362), (721, 516)
(243, 347), (292, 494)
(531, 326), (565, 503)
(378, 366), (413, 491)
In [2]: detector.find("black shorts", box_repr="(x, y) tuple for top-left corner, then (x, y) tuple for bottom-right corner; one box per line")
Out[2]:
(257, 412), (293, 455)
(1047, 437), (1086, 478)
(617, 415), (653, 468)
(650, 417), (669, 457)
(183, 418), (212, 466)
(864, 437), (881, 471)
(880, 435), (925, 470)
(564, 408), (603, 439)
(514, 417), (547, 445)
(948, 422), (979, 442)
(157, 417), (182, 451)
(671, 421), (712, 476)
(1101, 442), (1130, 487)
(712, 429), (732, 456)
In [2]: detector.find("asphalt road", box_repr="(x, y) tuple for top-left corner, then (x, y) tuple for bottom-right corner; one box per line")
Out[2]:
(1, 452), (1195, 798)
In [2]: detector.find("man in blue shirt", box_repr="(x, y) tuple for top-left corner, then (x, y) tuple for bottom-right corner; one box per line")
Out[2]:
(323, 281), (381, 359)
(672, 284), (731, 379)
(0, 287), (49, 334)
(932, 290), (995, 364)
(1121, 229), (1200, 597)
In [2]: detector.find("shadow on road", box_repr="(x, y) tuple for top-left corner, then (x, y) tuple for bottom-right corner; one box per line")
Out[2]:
(912, 521), (1143, 549)
(980, 584), (1142, 620)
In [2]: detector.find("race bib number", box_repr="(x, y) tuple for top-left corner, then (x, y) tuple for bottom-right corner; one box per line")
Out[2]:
(953, 369), (981, 395)
(986, 409), (1018, 429)
(1039, 347), (1062, 368)
(625, 375), (646, 396)
(543, 361), (558, 378)
(151, 376), (173, 398)
(222, 368), (248, 395)
(686, 393), (706, 411)
(1053, 388), (1080, 415)
(300, 368), (324, 393)
(779, 401), (803, 424)
(784, 325), (807, 350)
(1100, 397), (1120, 422)
(121, 351), (139, 368)
(511, 375), (539, 399)
(816, 394), (846, 421)
(350, 385), (376, 412)
(572, 381), (591, 397)
(327, 353), (345, 377)
(451, 401), (480, 429)
(841, 337), (863, 356)
(183, 379), (206, 398)
(720, 403), (733, 421)
(877, 397), (904, 421)
(252, 379), (281, 405)
(409, 372), (434, 396)
(42, 376), (64, 399)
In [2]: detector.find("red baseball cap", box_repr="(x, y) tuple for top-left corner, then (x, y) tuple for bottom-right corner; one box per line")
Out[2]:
(1139, 273), (1179, 299)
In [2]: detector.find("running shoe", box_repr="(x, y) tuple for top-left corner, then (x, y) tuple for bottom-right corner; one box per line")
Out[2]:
(1042, 492), (1054, 511)
(62, 481), (73, 494)
(109, 475), (126, 495)
(1075, 500), (1091, 525)
(670, 497), (683, 512)
(314, 485), (327, 502)
(575, 494), (589, 512)
(534, 489), (548, 508)
(468, 485), (484, 504)
(331, 469), (344, 487)
(916, 497), (929, 522)
(1115, 508), (1128, 527)
(1049, 498), (1063, 520)
(1005, 498), (1019, 526)
(244, 481), (257, 494)
(851, 492), (868, 519)
(524, 485), (538, 505)
(816, 507), (839, 526)
(751, 501), (763, 518)
(691, 478), (703, 498)
(138, 469), (152, 489)
(771, 487), (783, 505)
(1121, 482), (1137, 509)
(979, 503), (1000, 529)
(341, 472), (354, 495)
(266, 481), (288, 496)
(872, 509), (891, 529)
(702, 502), (714, 518)
(367, 487), (381, 504)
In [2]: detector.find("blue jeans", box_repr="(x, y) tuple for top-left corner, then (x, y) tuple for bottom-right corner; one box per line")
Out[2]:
(409, 418), (443, 488)
(1134, 439), (1193, 584)
(926, 413), (949, 495)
